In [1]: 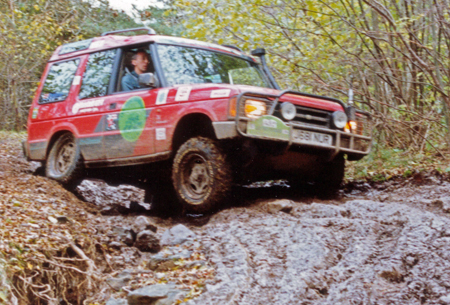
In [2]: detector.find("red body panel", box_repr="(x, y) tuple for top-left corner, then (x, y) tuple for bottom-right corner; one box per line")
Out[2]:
(26, 33), (346, 163)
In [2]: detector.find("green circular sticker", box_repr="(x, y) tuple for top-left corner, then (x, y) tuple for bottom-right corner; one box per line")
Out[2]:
(118, 96), (146, 142)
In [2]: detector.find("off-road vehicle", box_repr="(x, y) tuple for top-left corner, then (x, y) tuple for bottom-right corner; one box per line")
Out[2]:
(24, 27), (372, 212)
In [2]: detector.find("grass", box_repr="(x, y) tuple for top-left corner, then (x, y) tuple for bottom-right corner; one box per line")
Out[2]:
(346, 145), (450, 182)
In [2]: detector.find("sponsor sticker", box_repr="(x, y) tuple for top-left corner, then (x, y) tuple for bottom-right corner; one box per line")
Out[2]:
(90, 40), (105, 49)
(31, 107), (39, 119)
(118, 96), (147, 142)
(106, 114), (118, 131)
(175, 86), (192, 101)
(72, 75), (81, 86)
(210, 89), (231, 98)
(156, 128), (166, 140)
(156, 89), (169, 105)
(247, 115), (290, 140)
(72, 98), (104, 114)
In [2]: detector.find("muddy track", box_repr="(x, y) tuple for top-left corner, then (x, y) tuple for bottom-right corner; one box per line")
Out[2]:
(186, 179), (450, 304)
(3, 133), (450, 304)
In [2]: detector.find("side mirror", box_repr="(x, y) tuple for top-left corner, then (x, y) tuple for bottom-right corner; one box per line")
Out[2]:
(139, 73), (158, 88)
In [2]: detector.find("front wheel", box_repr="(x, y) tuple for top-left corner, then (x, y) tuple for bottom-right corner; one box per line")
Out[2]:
(46, 133), (83, 184)
(172, 137), (232, 213)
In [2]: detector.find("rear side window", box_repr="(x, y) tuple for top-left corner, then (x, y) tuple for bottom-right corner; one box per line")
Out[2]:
(40, 59), (80, 104)
(78, 49), (117, 99)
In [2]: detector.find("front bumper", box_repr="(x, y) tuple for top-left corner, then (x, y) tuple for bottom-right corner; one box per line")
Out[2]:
(213, 90), (372, 159)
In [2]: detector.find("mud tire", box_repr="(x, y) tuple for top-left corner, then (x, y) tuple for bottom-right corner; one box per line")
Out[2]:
(46, 133), (83, 184)
(172, 137), (232, 213)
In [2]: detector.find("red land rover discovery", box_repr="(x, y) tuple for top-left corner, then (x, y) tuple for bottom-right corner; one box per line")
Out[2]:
(24, 27), (372, 212)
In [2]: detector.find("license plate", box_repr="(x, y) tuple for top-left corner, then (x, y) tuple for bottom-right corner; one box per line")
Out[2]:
(292, 130), (333, 146)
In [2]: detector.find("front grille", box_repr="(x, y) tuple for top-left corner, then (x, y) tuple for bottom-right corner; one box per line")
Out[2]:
(273, 103), (332, 128)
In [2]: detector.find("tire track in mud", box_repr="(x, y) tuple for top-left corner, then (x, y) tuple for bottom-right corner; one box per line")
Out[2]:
(189, 188), (450, 305)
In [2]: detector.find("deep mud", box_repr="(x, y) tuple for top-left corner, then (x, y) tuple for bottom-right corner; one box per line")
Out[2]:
(3, 132), (450, 304)
(186, 178), (450, 305)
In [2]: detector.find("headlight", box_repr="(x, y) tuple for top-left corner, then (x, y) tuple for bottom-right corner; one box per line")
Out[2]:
(332, 111), (348, 129)
(280, 102), (296, 121)
(245, 99), (267, 118)
(345, 121), (357, 133)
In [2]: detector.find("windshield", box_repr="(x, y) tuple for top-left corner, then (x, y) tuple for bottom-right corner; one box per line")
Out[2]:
(157, 44), (272, 88)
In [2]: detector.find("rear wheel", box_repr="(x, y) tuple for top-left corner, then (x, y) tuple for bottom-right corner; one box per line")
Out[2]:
(46, 133), (83, 184)
(172, 137), (232, 213)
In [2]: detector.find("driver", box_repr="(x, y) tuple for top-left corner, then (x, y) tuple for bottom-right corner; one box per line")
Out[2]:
(121, 49), (149, 91)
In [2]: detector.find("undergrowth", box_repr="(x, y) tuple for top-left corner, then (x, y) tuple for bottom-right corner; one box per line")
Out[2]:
(346, 144), (450, 182)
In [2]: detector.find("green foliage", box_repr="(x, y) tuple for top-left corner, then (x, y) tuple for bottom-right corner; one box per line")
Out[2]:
(175, 0), (450, 153)
(346, 145), (448, 181)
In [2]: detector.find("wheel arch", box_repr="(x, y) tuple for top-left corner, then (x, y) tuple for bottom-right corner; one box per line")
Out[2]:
(171, 113), (216, 154)
(46, 130), (83, 160)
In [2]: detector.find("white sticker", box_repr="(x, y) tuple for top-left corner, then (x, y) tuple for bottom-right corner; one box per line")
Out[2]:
(72, 75), (81, 86)
(210, 89), (231, 98)
(156, 89), (169, 105)
(175, 86), (192, 101)
(156, 128), (166, 140)
(90, 40), (105, 49)
(263, 118), (277, 128)
(72, 98), (104, 114)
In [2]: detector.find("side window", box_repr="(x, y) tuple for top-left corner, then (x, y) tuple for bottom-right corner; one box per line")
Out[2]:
(119, 47), (155, 92)
(39, 59), (80, 104)
(79, 49), (117, 99)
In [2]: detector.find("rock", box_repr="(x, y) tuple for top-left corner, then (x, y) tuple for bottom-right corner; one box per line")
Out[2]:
(161, 224), (196, 246)
(134, 230), (161, 253)
(442, 198), (450, 213)
(127, 284), (175, 304)
(266, 199), (293, 214)
(56, 215), (70, 224)
(154, 260), (177, 272)
(101, 206), (119, 215)
(106, 297), (128, 305)
(440, 294), (450, 304)
(112, 227), (135, 247)
(133, 216), (157, 233)
(127, 284), (188, 305)
(185, 260), (206, 268)
(155, 289), (188, 305)
(106, 270), (132, 291)
(76, 179), (151, 211)
(109, 241), (123, 250)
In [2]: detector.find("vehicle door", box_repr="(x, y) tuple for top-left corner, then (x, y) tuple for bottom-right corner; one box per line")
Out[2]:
(102, 46), (159, 160)
(69, 49), (118, 161)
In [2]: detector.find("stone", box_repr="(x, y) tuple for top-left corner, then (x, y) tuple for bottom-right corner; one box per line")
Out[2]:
(76, 179), (151, 210)
(109, 241), (123, 250)
(266, 199), (293, 214)
(160, 224), (196, 246)
(442, 198), (450, 213)
(440, 294), (450, 304)
(112, 227), (135, 247)
(154, 289), (188, 305)
(155, 260), (177, 272)
(106, 297), (128, 305)
(133, 216), (157, 233)
(134, 230), (161, 253)
(127, 284), (176, 305)
(106, 270), (132, 291)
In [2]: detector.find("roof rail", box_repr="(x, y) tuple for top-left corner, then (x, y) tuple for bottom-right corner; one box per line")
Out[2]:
(101, 27), (156, 36)
(222, 44), (243, 52)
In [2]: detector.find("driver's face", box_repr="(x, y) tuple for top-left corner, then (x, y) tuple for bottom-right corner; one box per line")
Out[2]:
(133, 52), (149, 74)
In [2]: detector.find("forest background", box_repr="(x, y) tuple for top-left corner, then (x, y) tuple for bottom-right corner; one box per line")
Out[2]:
(2, 0), (450, 177)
